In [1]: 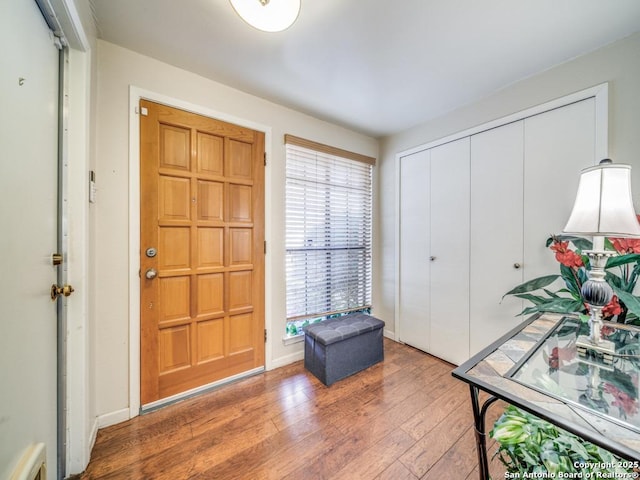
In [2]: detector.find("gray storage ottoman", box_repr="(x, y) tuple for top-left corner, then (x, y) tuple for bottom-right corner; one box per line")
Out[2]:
(303, 313), (385, 386)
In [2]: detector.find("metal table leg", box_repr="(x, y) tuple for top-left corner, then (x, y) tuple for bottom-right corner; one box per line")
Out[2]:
(469, 385), (499, 480)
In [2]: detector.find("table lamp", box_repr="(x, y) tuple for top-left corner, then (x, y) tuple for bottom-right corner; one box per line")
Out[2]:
(563, 159), (640, 359)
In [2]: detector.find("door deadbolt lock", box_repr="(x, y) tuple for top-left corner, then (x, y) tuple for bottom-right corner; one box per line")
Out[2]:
(145, 247), (157, 258)
(51, 284), (74, 301)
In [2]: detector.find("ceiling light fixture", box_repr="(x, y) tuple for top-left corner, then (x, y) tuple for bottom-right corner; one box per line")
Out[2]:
(229, 0), (300, 33)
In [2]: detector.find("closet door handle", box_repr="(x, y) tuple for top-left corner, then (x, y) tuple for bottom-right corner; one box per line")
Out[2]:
(514, 263), (522, 269)
(430, 256), (437, 262)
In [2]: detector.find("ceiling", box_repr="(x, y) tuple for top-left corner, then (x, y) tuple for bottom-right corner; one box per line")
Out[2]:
(90, 0), (640, 138)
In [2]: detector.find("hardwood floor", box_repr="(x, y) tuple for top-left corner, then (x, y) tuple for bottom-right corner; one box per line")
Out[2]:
(81, 339), (507, 479)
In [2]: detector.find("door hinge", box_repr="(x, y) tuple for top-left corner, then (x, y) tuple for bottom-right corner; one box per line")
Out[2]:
(264, 152), (267, 166)
(264, 329), (267, 343)
(135, 106), (148, 116)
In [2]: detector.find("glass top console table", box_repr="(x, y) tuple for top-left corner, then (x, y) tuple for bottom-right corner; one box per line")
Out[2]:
(452, 312), (640, 480)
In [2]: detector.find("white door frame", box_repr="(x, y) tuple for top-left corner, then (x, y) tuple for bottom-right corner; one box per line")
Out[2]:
(128, 87), (273, 416)
(42, 0), (93, 475)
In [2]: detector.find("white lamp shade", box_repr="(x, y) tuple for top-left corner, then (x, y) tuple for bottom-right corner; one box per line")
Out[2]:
(564, 162), (640, 237)
(230, 0), (300, 32)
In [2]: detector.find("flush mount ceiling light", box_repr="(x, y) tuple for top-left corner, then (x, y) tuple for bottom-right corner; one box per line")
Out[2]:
(229, 0), (301, 32)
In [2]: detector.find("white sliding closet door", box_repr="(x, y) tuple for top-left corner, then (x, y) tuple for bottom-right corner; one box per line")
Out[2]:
(429, 139), (470, 365)
(398, 150), (431, 352)
(524, 99), (596, 280)
(470, 121), (524, 356)
(396, 87), (605, 365)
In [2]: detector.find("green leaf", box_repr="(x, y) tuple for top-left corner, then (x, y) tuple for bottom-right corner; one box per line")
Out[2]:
(514, 293), (553, 305)
(612, 287), (640, 318)
(520, 447), (540, 466)
(606, 254), (640, 269)
(519, 298), (584, 317)
(543, 289), (561, 298)
(520, 305), (544, 317)
(560, 265), (581, 295)
(540, 448), (561, 474)
(503, 274), (560, 298)
(563, 436), (590, 461)
(556, 288), (578, 298)
(605, 271), (624, 290)
(538, 298), (584, 314)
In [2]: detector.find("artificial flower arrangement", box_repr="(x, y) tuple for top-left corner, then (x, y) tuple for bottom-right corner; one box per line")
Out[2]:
(503, 234), (640, 324)
(491, 232), (640, 477)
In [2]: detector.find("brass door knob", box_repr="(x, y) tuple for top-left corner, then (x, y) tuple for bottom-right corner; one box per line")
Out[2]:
(51, 284), (75, 301)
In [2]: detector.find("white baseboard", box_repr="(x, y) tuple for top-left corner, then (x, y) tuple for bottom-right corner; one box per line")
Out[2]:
(97, 408), (130, 429)
(269, 350), (304, 370)
(87, 417), (99, 457)
(383, 329), (396, 341)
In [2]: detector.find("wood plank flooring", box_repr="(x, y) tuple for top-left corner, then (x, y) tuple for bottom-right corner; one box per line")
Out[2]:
(80, 339), (507, 479)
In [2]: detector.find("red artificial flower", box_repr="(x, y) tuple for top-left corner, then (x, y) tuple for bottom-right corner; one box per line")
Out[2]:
(609, 215), (640, 253)
(602, 295), (623, 318)
(610, 237), (640, 254)
(547, 346), (576, 370)
(550, 241), (584, 268)
(604, 382), (639, 417)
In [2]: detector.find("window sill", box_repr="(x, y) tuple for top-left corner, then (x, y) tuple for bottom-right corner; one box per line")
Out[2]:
(282, 333), (304, 346)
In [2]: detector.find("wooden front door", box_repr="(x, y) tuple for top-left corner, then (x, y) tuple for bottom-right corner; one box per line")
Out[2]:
(140, 100), (265, 405)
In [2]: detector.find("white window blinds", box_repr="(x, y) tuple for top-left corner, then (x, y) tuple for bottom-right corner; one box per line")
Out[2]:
(285, 137), (373, 322)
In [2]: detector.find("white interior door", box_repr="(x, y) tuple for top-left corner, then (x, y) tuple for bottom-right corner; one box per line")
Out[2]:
(470, 121), (524, 356)
(429, 138), (470, 365)
(398, 150), (431, 352)
(0, 1), (60, 478)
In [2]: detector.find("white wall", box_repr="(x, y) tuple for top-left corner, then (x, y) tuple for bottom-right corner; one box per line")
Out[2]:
(376, 32), (640, 332)
(92, 40), (378, 422)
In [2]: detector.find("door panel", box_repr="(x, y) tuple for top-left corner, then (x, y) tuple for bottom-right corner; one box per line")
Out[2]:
(429, 138), (470, 366)
(524, 99), (596, 280)
(0, 0), (59, 477)
(398, 150), (431, 352)
(140, 101), (265, 405)
(470, 121), (525, 356)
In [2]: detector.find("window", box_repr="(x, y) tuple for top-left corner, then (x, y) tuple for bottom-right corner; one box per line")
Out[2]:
(285, 135), (374, 336)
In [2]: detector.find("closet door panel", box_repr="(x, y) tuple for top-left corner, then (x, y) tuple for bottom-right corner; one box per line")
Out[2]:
(524, 99), (596, 280)
(398, 150), (430, 352)
(470, 121), (524, 356)
(429, 138), (470, 365)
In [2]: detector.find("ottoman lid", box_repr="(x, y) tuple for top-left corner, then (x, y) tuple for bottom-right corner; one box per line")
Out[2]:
(303, 313), (385, 346)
